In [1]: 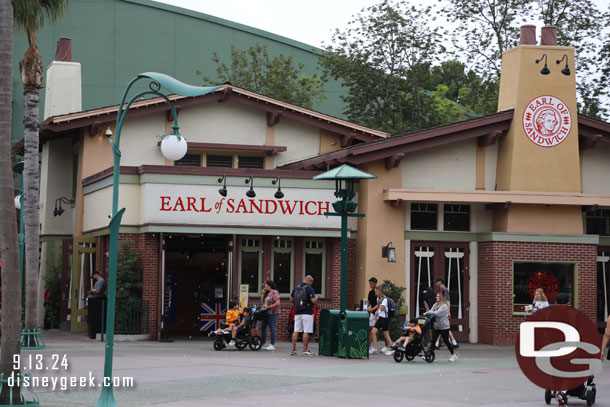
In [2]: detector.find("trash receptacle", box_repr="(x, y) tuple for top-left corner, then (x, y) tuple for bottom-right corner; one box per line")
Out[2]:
(338, 310), (369, 359)
(318, 309), (340, 356)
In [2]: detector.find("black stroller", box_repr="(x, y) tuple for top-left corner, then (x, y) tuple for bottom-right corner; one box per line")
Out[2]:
(393, 315), (435, 363)
(544, 377), (596, 406)
(211, 307), (265, 351)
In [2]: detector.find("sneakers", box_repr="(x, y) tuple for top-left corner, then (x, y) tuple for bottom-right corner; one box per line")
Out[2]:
(368, 348), (378, 355)
(380, 346), (389, 353)
(384, 350), (395, 356)
(208, 331), (215, 338)
(264, 344), (275, 351)
(449, 354), (458, 362)
(290, 350), (298, 356)
(556, 392), (566, 407)
(228, 340), (235, 346)
(398, 344), (405, 351)
(453, 342), (460, 349)
(302, 350), (314, 356)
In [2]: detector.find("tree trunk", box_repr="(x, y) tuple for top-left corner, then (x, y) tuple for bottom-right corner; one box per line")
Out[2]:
(20, 40), (43, 334)
(23, 85), (41, 333)
(0, 0), (23, 402)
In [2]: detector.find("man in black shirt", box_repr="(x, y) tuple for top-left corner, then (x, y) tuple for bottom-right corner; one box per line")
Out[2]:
(367, 277), (379, 351)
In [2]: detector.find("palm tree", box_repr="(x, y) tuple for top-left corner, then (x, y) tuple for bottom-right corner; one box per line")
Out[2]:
(0, 0), (24, 401)
(14, 0), (68, 339)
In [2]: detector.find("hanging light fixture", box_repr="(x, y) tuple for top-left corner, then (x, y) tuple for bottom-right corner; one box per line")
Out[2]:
(556, 54), (571, 76)
(53, 196), (76, 217)
(272, 177), (284, 199)
(218, 175), (227, 197)
(245, 176), (256, 198)
(160, 130), (188, 161)
(535, 54), (550, 75)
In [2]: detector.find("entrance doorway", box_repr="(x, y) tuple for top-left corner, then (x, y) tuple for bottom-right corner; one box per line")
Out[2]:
(410, 242), (470, 341)
(164, 234), (230, 337)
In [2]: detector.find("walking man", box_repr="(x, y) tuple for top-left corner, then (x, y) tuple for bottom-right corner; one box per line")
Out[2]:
(367, 277), (379, 351)
(435, 278), (459, 349)
(290, 275), (318, 356)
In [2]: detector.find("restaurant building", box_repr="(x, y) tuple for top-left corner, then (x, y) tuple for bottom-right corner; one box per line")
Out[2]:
(25, 26), (610, 345)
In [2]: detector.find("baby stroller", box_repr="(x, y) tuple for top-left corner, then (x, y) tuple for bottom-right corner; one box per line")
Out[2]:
(544, 377), (596, 406)
(393, 315), (435, 364)
(211, 308), (265, 351)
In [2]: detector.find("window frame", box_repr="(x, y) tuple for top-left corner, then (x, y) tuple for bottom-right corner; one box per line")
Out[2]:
(443, 204), (471, 232)
(410, 203), (439, 231)
(271, 238), (295, 297)
(303, 238), (326, 298)
(238, 236), (263, 296)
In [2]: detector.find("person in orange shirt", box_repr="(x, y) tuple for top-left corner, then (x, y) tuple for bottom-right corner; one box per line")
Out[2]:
(392, 318), (422, 351)
(210, 301), (242, 336)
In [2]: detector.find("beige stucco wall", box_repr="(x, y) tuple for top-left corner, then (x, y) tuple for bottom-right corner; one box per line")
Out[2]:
(81, 126), (114, 180)
(355, 160), (405, 303)
(319, 129), (342, 154)
(493, 204), (583, 234)
(485, 142), (499, 191)
(275, 119), (321, 166)
(581, 143), (610, 194)
(40, 138), (75, 235)
(82, 185), (141, 232)
(178, 101), (266, 146)
(402, 139), (476, 190)
(120, 113), (168, 167)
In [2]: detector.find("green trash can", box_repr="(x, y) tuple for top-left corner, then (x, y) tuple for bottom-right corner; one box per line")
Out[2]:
(338, 310), (369, 359)
(318, 309), (340, 356)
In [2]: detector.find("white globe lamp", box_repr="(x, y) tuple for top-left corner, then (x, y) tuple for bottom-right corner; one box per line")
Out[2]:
(14, 195), (22, 210)
(160, 134), (188, 161)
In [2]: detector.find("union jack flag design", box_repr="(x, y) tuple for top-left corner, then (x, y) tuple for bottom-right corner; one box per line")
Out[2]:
(200, 302), (226, 333)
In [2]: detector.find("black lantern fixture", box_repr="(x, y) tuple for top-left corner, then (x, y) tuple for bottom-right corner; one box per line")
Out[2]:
(54, 197), (76, 217)
(245, 176), (256, 198)
(217, 175), (227, 197)
(535, 54), (550, 75)
(381, 242), (396, 263)
(556, 54), (571, 76)
(272, 177), (284, 199)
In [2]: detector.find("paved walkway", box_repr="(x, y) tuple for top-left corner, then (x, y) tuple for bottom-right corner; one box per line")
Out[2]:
(10, 330), (610, 406)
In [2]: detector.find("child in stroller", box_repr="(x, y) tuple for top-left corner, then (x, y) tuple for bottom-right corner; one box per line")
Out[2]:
(208, 301), (241, 337)
(544, 377), (596, 406)
(212, 307), (264, 351)
(392, 315), (435, 363)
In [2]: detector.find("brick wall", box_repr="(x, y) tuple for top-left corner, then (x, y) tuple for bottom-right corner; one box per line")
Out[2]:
(478, 241), (597, 345)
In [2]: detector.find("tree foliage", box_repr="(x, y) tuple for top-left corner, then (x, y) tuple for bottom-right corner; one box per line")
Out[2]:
(199, 43), (326, 109)
(115, 240), (142, 301)
(380, 279), (406, 340)
(43, 264), (61, 329)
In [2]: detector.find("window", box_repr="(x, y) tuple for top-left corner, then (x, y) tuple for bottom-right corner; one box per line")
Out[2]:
(272, 238), (294, 294)
(598, 250), (610, 323)
(207, 155), (233, 168)
(410, 203), (438, 230)
(513, 262), (575, 313)
(174, 154), (201, 167)
(238, 156), (264, 169)
(304, 239), (326, 297)
(444, 204), (470, 231)
(239, 237), (262, 295)
(586, 209), (610, 236)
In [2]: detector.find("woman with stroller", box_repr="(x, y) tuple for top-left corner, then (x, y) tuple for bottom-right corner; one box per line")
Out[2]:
(424, 291), (458, 362)
(260, 280), (280, 351)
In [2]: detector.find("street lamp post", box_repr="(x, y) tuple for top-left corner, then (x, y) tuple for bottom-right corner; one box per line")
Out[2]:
(97, 73), (220, 407)
(313, 164), (376, 312)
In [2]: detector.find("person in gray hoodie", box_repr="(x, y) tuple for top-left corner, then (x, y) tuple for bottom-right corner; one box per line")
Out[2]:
(424, 292), (458, 362)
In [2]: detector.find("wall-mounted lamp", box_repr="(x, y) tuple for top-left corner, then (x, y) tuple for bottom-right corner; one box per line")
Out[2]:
(556, 54), (571, 76)
(245, 176), (256, 198)
(535, 54), (550, 75)
(381, 242), (396, 263)
(104, 127), (113, 138)
(14, 194), (22, 210)
(217, 175), (227, 197)
(272, 177), (284, 199)
(54, 196), (76, 217)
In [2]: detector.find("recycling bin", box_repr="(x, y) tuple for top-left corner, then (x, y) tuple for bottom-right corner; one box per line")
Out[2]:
(338, 310), (369, 359)
(318, 309), (340, 356)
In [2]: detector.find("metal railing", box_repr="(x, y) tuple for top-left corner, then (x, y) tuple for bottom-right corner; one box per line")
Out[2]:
(101, 299), (149, 338)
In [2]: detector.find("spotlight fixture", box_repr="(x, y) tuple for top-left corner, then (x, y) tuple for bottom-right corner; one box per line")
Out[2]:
(104, 127), (113, 138)
(556, 54), (571, 76)
(535, 54), (550, 75)
(54, 196), (76, 217)
(245, 176), (256, 198)
(217, 175), (227, 197)
(272, 177), (284, 199)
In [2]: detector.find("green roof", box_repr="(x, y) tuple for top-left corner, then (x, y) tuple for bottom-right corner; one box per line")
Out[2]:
(313, 164), (377, 180)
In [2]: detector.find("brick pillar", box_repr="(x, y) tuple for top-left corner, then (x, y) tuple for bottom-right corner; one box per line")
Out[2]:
(329, 238), (357, 310)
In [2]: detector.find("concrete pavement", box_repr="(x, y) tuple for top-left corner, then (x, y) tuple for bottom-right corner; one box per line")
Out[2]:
(10, 330), (610, 406)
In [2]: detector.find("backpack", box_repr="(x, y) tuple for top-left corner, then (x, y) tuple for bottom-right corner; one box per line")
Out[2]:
(385, 297), (396, 318)
(293, 285), (309, 311)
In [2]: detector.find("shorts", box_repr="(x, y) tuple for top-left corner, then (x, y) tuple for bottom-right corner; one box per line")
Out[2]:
(374, 317), (389, 332)
(369, 313), (378, 327)
(294, 314), (314, 333)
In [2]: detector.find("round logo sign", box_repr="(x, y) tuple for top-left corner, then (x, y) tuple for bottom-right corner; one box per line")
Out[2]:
(515, 306), (602, 391)
(528, 270), (559, 303)
(522, 96), (572, 147)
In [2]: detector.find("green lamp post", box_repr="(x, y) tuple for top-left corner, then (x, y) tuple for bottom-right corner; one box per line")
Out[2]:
(97, 73), (220, 407)
(313, 164), (376, 312)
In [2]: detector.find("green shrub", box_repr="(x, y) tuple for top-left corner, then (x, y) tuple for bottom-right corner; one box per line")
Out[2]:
(380, 279), (406, 341)
(115, 240), (142, 301)
(43, 264), (62, 329)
